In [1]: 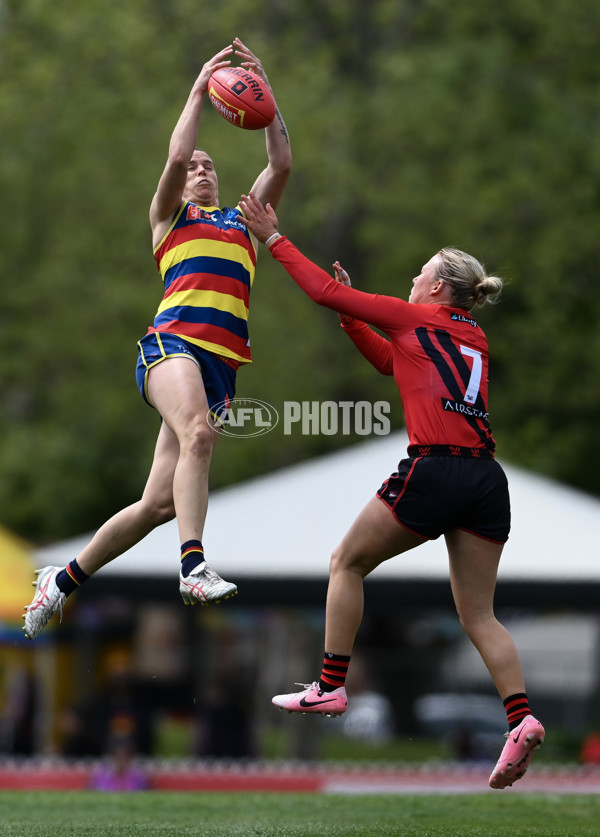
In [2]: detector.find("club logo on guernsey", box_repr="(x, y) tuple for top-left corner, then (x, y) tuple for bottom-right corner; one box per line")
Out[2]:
(186, 206), (214, 221)
(186, 205), (247, 232)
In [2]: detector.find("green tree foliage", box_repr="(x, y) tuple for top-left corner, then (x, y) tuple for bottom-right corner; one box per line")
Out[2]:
(0, 0), (598, 540)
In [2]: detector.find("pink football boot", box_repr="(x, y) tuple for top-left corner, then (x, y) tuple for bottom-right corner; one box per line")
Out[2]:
(272, 682), (348, 717)
(489, 714), (545, 789)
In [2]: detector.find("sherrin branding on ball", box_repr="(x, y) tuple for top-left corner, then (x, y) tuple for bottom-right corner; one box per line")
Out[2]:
(208, 67), (275, 130)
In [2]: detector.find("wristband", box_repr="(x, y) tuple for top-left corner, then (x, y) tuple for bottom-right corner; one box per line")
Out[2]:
(265, 232), (281, 246)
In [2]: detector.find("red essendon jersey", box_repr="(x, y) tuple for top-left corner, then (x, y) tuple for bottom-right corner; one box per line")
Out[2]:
(150, 201), (257, 364)
(270, 237), (496, 454)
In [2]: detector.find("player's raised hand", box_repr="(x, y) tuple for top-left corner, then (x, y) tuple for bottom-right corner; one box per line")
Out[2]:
(332, 261), (354, 323)
(238, 192), (280, 243)
(234, 37), (270, 85)
(198, 44), (234, 92)
(333, 261), (351, 286)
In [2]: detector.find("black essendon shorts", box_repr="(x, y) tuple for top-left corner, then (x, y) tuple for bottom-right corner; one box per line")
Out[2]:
(376, 450), (511, 544)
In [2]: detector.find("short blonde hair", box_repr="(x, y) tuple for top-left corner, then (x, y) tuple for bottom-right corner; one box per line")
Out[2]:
(436, 247), (503, 311)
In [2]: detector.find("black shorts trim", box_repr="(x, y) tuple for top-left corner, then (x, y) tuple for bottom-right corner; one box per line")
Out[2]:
(376, 455), (510, 543)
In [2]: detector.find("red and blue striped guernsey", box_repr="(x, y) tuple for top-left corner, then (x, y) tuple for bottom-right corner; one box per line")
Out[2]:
(149, 201), (258, 364)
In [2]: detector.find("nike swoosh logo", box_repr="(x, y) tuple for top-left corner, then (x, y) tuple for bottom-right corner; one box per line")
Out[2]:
(513, 728), (523, 743)
(299, 696), (338, 707)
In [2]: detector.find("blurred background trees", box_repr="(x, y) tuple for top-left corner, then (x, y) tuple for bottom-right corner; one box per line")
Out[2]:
(1, 0), (599, 542)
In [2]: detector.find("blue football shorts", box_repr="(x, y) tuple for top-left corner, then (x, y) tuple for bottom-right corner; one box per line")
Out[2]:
(376, 453), (511, 543)
(136, 332), (237, 416)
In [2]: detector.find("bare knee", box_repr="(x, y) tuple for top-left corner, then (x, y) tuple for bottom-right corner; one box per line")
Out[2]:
(141, 496), (176, 528)
(456, 606), (495, 643)
(455, 605), (473, 635)
(329, 543), (371, 579)
(154, 501), (176, 526)
(182, 420), (215, 462)
(456, 610), (470, 639)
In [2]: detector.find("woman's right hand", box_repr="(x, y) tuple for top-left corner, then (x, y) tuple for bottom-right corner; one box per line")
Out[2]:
(198, 44), (234, 94)
(332, 261), (354, 323)
(333, 261), (351, 286)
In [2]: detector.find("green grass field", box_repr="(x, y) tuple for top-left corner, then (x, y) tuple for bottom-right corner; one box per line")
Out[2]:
(0, 791), (598, 837)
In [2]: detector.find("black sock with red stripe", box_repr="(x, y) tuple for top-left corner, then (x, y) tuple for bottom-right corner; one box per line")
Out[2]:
(504, 693), (531, 730)
(55, 559), (89, 597)
(318, 652), (351, 693)
(181, 540), (205, 576)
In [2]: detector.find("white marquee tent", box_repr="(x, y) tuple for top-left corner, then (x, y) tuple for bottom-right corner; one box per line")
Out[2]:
(35, 430), (600, 584)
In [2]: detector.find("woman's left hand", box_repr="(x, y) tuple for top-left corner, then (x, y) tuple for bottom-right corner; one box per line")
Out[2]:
(234, 37), (270, 86)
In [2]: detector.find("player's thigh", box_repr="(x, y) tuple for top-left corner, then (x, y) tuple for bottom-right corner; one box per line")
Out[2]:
(147, 357), (211, 431)
(445, 528), (504, 622)
(333, 495), (428, 578)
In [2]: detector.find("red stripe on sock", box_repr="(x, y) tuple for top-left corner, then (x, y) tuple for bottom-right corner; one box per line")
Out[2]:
(322, 661), (349, 673)
(321, 655), (350, 688)
(504, 697), (528, 711)
(320, 673), (342, 687)
(181, 547), (204, 561)
(65, 566), (82, 586)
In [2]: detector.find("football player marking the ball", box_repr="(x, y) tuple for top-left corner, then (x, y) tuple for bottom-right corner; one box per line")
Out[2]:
(23, 40), (292, 640)
(237, 193), (544, 791)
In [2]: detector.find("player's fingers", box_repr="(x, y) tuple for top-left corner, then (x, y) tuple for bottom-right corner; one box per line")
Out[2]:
(248, 192), (262, 210)
(213, 45), (234, 62)
(235, 39), (255, 58)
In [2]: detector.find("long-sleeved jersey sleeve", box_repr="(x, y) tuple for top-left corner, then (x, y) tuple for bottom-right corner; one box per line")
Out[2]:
(269, 236), (410, 334)
(340, 319), (394, 375)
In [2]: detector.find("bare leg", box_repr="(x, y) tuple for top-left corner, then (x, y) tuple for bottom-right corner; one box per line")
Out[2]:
(147, 356), (218, 545)
(324, 496), (427, 654)
(447, 531), (545, 790)
(24, 356), (230, 639)
(272, 496), (427, 714)
(77, 355), (217, 576)
(445, 528), (525, 700)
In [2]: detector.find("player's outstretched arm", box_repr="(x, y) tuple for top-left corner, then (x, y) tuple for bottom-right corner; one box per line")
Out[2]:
(238, 192), (407, 337)
(235, 37), (292, 211)
(150, 44), (233, 240)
